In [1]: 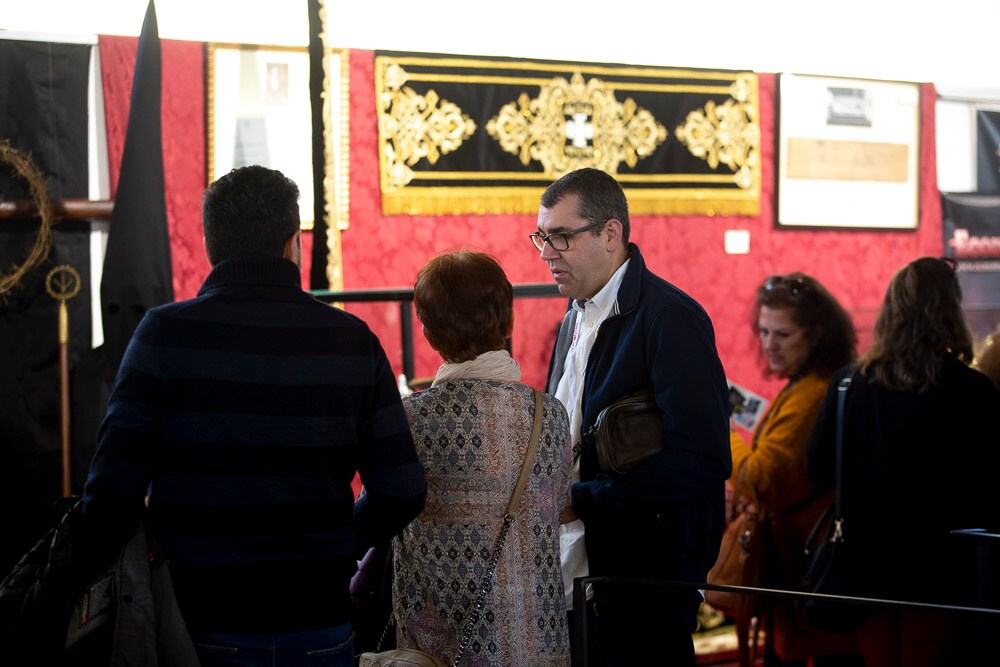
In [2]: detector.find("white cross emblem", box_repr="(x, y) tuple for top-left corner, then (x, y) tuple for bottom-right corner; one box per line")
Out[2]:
(565, 112), (593, 148)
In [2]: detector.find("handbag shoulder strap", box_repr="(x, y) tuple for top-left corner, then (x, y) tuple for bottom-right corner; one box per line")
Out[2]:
(833, 370), (856, 515)
(507, 388), (544, 516)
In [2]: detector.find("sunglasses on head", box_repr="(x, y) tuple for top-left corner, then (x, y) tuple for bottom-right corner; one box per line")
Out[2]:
(761, 275), (809, 298)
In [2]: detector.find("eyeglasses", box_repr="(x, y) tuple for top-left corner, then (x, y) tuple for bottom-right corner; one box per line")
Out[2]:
(529, 219), (606, 252)
(761, 275), (809, 298)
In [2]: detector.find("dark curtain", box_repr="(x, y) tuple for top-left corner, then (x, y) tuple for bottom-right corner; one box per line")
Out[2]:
(99, 0), (173, 373)
(0, 39), (107, 574)
(307, 0), (328, 290)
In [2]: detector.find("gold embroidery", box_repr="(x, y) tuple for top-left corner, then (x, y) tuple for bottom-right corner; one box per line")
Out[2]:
(486, 72), (667, 178)
(379, 64), (477, 188)
(674, 74), (760, 190)
(375, 53), (761, 216)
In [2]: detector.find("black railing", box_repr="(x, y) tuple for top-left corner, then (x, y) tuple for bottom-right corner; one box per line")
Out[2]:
(572, 528), (1000, 667)
(312, 283), (563, 380)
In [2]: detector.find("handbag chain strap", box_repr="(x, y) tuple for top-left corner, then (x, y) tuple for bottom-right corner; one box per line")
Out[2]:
(452, 388), (544, 665)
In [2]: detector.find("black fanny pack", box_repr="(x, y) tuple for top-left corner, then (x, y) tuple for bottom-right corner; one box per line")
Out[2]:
(585, 389), (665, 474)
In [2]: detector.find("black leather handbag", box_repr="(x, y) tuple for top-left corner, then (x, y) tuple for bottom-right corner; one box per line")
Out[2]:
(587, 389), (665, 474)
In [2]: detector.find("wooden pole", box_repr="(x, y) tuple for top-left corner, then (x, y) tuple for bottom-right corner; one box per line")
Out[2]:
(0, 198), (113, 221)
(45, 265), (81, 497)
(58, 299), (72, 496)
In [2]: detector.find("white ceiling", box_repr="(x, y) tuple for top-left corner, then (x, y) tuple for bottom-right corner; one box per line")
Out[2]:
(1, 0), (998, 95)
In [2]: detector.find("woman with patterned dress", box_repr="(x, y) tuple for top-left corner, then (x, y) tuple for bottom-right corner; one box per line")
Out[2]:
(393, 249), (573, 666)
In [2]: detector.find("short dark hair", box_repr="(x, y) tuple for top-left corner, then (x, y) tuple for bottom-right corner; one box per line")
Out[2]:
(752, 272), (857, 378)
(414, 249), (513, 363)
(862, 257), (973, 392)
(202, 166), (300, 265)
(540, 168), (630, 243)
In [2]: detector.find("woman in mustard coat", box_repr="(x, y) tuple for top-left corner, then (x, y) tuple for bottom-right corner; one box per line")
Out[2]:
(728, 273), (860, 666)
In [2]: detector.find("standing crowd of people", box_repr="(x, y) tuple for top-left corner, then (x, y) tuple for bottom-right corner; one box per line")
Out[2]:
(5, 165), (999, 667)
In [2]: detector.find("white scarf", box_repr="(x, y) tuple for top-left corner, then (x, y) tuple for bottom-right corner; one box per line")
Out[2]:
(431, 349), (522, 387)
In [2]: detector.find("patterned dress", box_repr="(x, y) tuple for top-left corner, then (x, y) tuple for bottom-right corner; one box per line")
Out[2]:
(394, 380), (572, 666)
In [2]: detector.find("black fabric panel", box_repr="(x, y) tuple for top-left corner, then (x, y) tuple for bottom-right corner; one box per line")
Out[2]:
(307, 0), (328, 290)
(0, 221), (109, 574)
(100, 3), (173, 373)
(0, 39), (97, 574)
(0, 40), (90, 200)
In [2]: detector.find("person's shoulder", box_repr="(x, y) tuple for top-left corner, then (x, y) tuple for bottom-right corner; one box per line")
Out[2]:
(301, 293), (382, 332)
(149, 294), (196, 315)
(944, 356), (1000, 395)
(796, 372), (833, 397)
(494, 383), (568, 419)
(778, 373), (834, 415)
(637, 270), (712, 328)
(638, 264), (707, 310)
(142, 296), (197, 323)
(538, 388), (569, 418)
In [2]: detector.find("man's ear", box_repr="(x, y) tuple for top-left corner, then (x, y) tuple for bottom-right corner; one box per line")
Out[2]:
(603, 218), (624, 251)
(203, 236), (216, 266)
(283, 230), (302, 264)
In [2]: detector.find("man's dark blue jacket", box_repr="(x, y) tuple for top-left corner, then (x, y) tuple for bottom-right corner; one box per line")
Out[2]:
(547, 244), (731, 587)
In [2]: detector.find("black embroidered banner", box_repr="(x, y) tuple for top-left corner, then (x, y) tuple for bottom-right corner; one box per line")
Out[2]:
(375, 51), (760, 216)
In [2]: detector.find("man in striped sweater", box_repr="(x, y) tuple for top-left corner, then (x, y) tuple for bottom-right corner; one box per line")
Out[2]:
(77, 166), (427, 665)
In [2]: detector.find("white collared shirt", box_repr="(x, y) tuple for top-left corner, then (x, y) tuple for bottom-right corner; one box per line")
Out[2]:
(554, 259), (629, 609)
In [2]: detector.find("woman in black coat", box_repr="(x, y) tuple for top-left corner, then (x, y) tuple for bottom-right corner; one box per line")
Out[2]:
(807, 257), (1000, 667)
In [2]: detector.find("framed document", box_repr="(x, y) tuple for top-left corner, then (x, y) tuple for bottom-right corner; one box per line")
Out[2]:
(207, 43), (314, 229)
(777, 74), (921, 230)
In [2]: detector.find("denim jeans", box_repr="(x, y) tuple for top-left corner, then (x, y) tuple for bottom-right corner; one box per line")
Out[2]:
(192, 623), (354, 667)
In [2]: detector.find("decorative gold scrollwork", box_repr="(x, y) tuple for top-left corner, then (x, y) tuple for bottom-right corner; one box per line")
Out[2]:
(674, 73), (760, 189)
(380, 64), (477, 188)
(486, 71), (667, 178)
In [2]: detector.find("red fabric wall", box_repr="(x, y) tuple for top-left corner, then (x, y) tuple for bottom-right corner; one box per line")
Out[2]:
(99, 36), (208, 301)
(100, 44), (943, 407)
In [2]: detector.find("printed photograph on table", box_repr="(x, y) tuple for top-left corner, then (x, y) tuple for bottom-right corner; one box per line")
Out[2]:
(777, 73), (921, 230)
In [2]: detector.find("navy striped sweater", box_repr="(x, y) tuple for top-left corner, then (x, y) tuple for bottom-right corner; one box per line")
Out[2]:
(81, 256), (426, 632)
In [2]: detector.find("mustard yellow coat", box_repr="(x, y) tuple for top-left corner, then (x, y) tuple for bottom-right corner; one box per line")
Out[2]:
(729, 372), (857, 660)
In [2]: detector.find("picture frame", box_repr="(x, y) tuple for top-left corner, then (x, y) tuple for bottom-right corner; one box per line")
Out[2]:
(777, 73), (921, 230)
(207, 43), (314, 229)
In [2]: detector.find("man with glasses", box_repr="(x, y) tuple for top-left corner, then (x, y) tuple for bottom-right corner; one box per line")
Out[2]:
(534, 168), (731, 666)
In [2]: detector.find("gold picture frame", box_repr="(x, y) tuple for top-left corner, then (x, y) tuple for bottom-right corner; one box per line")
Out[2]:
(207, 43), (315, 230)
